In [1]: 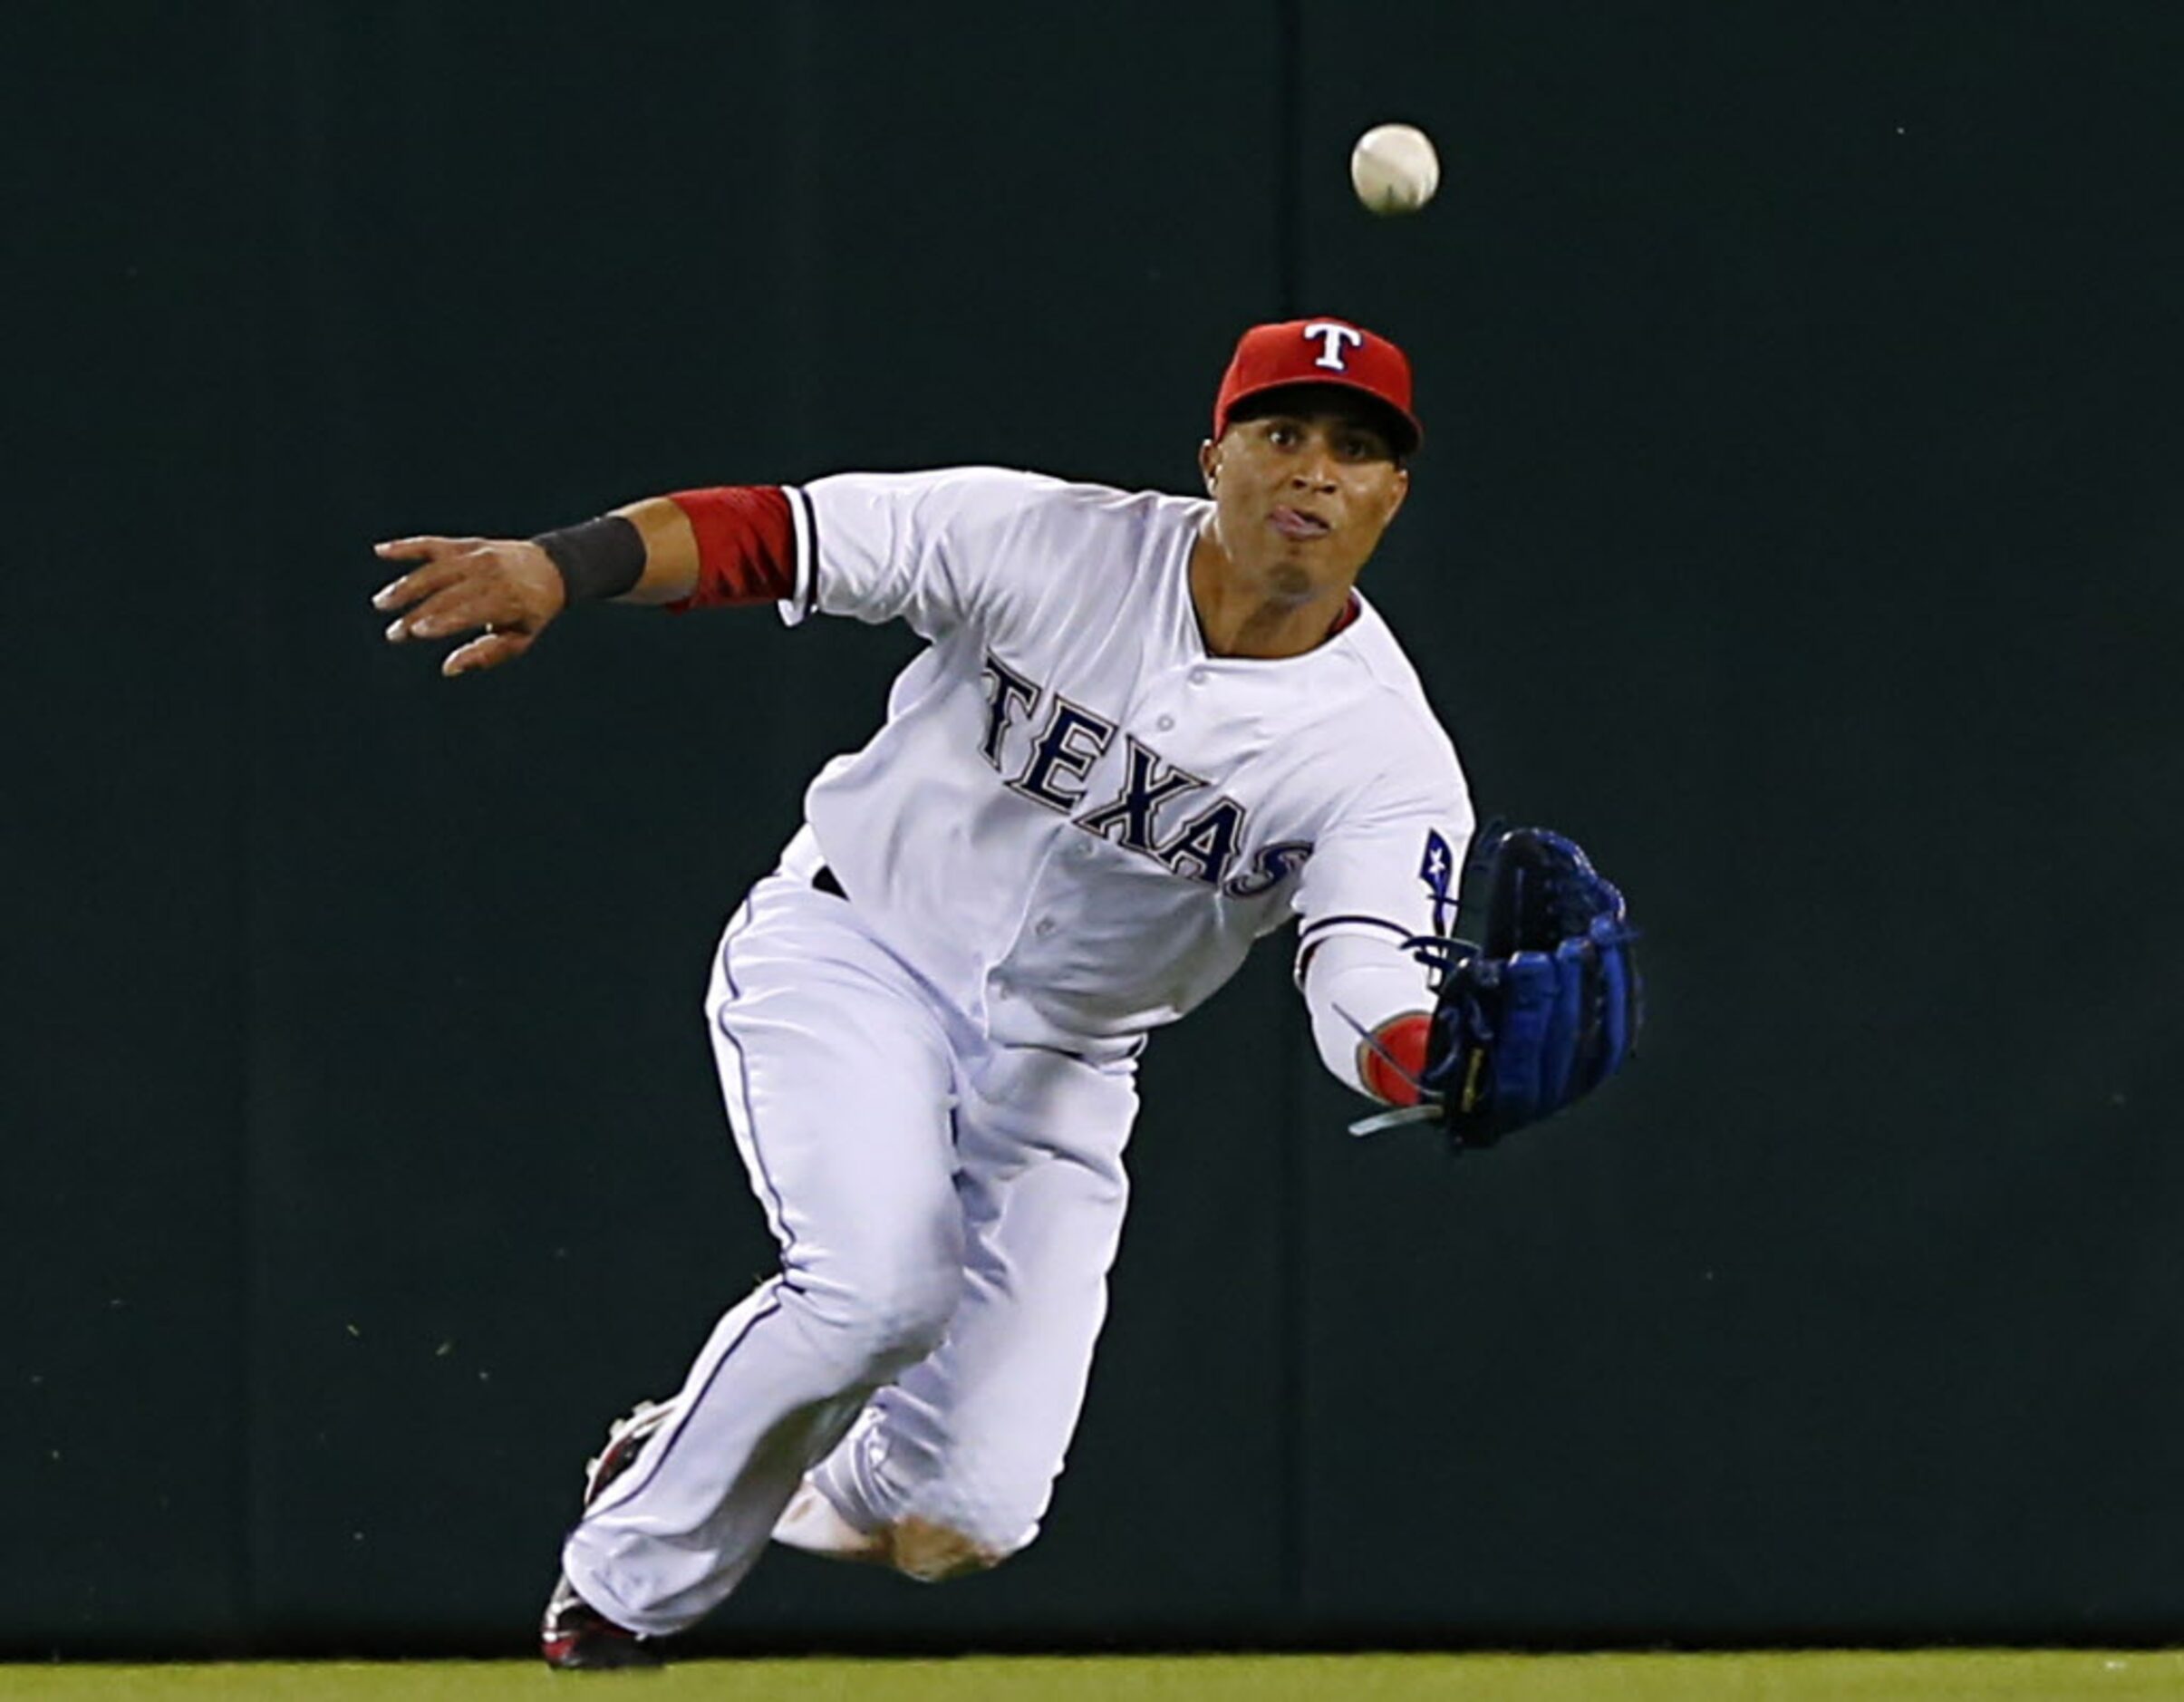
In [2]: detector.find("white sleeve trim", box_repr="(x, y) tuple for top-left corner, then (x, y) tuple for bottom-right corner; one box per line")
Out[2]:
(1300, 932), (1435, 1098)
(776, 484), (816, 628)
(1291, 912), (1416, 988)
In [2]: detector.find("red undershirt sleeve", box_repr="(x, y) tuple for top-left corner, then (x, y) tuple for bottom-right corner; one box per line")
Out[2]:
(663, 486), (797, 609)
(1359, 1011), (1432, 1107)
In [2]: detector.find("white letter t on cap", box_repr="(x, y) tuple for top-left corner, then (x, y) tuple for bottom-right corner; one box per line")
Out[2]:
(1303, 321), (1364, 371)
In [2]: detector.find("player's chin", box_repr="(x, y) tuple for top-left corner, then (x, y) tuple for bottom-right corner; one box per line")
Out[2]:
(1269, 528), (1363, 577)
(1245, 527), (1352, 591)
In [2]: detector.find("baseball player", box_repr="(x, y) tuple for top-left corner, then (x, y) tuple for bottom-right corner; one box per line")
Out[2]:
(372, 317), (1635, 1668)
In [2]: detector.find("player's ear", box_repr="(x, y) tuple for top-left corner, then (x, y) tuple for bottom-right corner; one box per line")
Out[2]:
(1198, 439), (1219, 494)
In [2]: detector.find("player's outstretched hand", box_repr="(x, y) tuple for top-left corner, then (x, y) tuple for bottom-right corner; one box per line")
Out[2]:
(372, 536), (567, 677)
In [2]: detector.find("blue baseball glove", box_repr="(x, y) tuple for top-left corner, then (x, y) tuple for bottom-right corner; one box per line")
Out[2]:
(1407, 826), (1642, 1150)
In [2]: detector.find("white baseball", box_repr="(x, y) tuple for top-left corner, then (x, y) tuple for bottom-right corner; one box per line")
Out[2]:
(1350, 122), (1440, 216)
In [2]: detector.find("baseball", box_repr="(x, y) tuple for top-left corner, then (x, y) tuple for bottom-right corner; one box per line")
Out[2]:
(1350, 122), (1440, 216)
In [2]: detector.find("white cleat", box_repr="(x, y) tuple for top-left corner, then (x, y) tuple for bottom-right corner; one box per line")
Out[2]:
(771, 1478), (886, 1562)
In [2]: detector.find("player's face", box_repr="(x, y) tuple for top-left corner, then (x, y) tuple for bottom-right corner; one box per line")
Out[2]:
(1199, 398), (1410, 595)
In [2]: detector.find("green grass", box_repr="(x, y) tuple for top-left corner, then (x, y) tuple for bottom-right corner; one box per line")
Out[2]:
(4, 1652), (2182, 1701)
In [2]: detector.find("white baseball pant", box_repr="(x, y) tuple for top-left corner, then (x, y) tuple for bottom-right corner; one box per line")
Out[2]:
(559, 874), (1137, 1637)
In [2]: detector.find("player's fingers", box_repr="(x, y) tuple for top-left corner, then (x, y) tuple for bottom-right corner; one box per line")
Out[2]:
(391, 583), (510, 643)
(372, 535), (478, 566)
(440, 629), (531, 678)
(372, 556), (471, 622)
(385, 585), (483, 644)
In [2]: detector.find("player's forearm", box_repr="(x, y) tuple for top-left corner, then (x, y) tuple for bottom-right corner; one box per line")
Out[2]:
(604, 497), (701, 604)
(540, 487), (797, 610)
(1302, 934), (1435, 1107)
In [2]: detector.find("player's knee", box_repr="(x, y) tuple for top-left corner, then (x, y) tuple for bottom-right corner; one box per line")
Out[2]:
(793, 1255), (962, 1378)
(883, 1516), (1017, 1584)
(863, 1269), (960, 1372)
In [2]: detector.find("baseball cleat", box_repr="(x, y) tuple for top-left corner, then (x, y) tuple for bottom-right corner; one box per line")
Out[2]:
(540, 1398), (677, 1670)
(582, 1397), (674, 1507)
(772, 1478), (888, 1562)
(540, 1573), (662, 1671)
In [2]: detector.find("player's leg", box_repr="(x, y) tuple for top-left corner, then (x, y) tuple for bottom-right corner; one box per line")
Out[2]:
(776, 1040), (1137, 1575)
(559, 877), (970, 1638)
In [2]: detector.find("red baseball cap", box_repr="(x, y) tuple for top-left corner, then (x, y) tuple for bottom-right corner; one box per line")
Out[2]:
(1212, 317), (1422, 454)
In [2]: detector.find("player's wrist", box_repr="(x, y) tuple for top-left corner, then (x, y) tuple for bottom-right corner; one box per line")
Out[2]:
(1358, 1011), (1433, 1107)
(532, 514), (646, 604)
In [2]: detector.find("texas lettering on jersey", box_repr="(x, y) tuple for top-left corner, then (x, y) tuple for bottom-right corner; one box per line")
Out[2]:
(979, 650), (1311, 901)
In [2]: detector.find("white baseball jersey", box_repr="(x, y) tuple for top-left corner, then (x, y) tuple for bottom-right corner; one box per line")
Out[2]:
(563, 465), (1474, 1635)
(768, 466), (1474, 1055)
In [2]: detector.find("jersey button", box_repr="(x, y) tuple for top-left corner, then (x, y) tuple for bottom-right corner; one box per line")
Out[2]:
(1034, 917), (1056, 936)
(1155, 713), (1175, 731)
(1188, 668), (1210, 686)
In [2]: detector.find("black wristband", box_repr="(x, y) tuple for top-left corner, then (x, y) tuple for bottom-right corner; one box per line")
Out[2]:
(532, 514), (646, 604)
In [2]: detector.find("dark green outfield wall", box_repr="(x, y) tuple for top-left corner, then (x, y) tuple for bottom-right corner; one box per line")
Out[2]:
(8, 0), (2182, 1658)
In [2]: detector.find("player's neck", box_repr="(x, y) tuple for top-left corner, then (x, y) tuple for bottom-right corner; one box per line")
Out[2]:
(1187, 527), (1358, 660)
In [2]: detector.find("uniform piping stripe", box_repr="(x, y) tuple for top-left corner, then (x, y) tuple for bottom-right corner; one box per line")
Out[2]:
(581, 1286), (787, 1521)
(718, 898), (796, 1262)
(1298, 913), (1414, 945)
(585, 897), (798, 1521)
